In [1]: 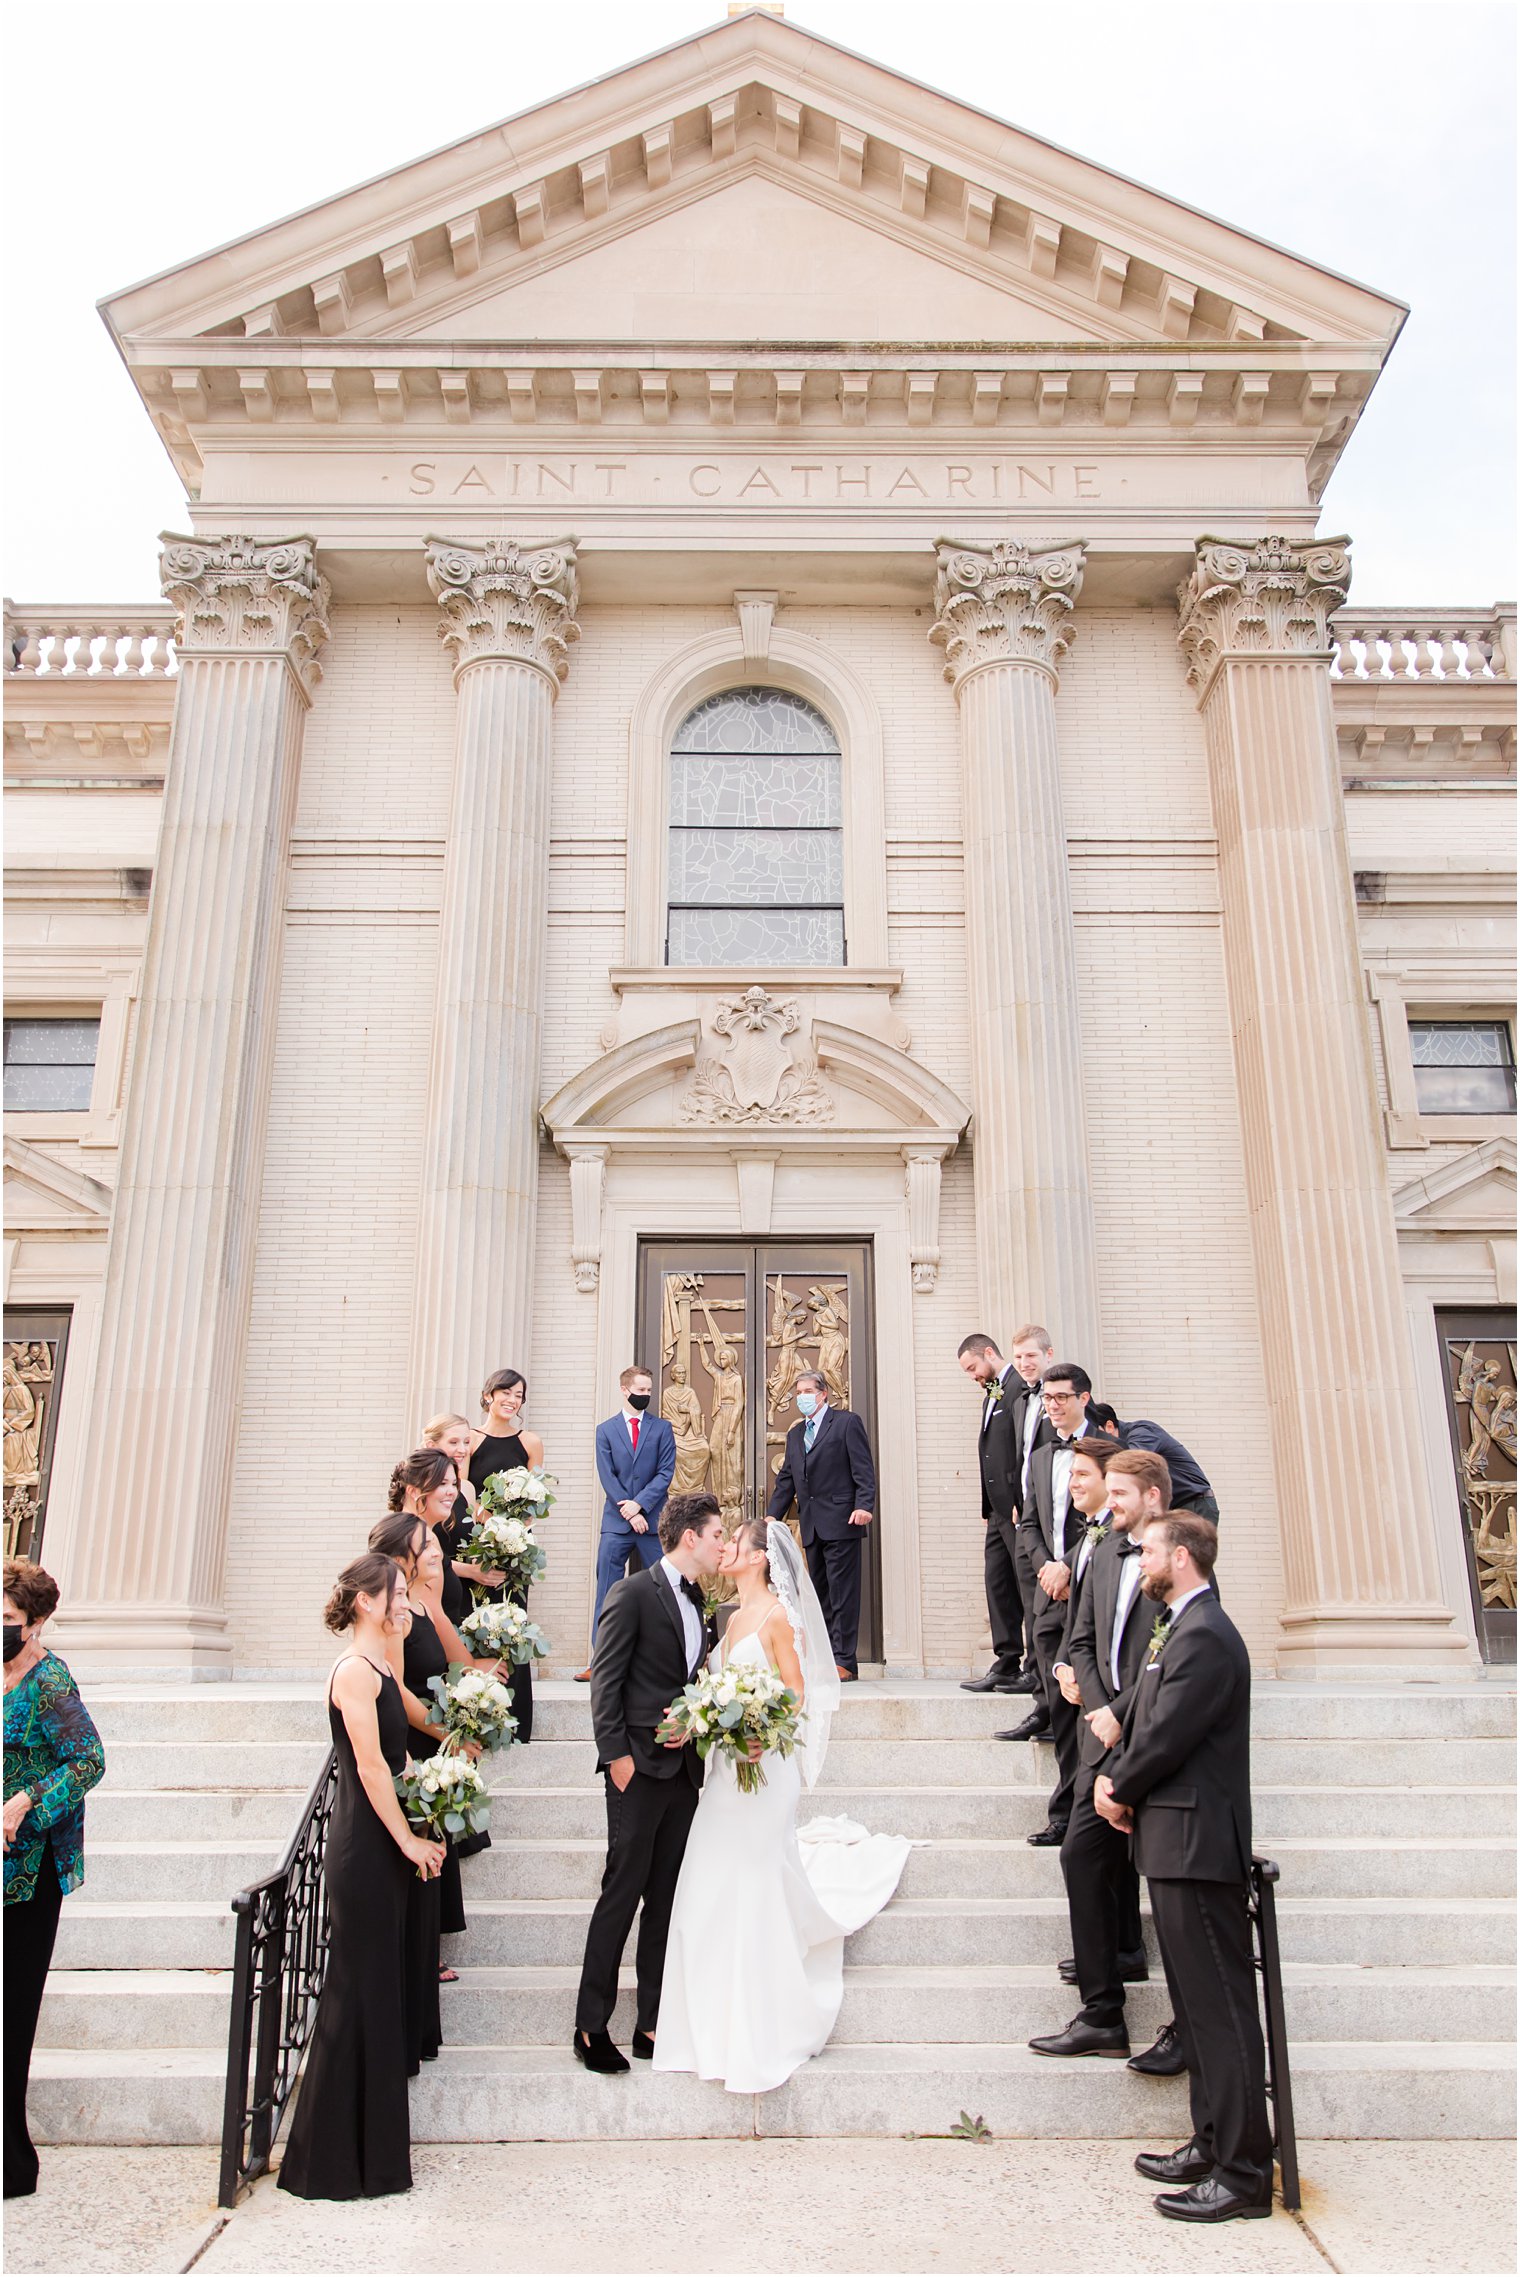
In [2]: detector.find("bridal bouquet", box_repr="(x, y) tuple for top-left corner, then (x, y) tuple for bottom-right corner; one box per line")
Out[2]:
(396, 1750), (492, 1846)
(655, 1660), (801, 1795)
(458, 1597), (550, 1667)
(425, 1664), (520, 1752)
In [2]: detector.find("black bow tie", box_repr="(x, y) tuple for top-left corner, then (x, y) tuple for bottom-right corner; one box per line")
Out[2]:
(679, 1577), (704, 1606)
(1117, 1539), (1143, 1559)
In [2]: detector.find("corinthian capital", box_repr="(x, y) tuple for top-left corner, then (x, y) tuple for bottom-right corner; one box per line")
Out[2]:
(930, 537), (1086, 691)
(425, 537), (580, 684)
(159, 534), (330, 692)
(1177, 533), (1351, 695)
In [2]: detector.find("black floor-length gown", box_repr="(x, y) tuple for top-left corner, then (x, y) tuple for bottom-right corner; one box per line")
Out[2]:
(278, 1659), (414, 2201)
(400, 1606), (450, 2064)
(435, 1493), (472, 1630)
(468, 1430), (535, 1744)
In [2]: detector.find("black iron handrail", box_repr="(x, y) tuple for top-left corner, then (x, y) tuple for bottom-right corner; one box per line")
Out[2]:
(217, 1746), (338, 2208)
(1250, 1852), (1300, 2211)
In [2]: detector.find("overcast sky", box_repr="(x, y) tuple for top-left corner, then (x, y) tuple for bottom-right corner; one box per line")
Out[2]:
(4, 0), (1513, 605)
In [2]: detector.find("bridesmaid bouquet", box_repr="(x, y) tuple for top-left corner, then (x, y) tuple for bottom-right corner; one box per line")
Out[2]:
(656, 1660), (801, 1795)
(465, 1506), (548, 1597)
(426, 1664), (520, 1752)
(396, 1751), (492, 1846)
(479, 1464), (558, 1519)
(458, 1597), (550, 1667)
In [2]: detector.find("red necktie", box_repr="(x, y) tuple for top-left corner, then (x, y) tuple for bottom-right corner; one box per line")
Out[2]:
(630, 1416), (640, 1452)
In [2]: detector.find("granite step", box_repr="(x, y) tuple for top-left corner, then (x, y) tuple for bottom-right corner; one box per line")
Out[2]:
(28, 2037), (1515, 2148)
(39, 1960), (1516, 2052)
(86, 1777), (1514, 1847)
(54, 1890), (1518, 1974)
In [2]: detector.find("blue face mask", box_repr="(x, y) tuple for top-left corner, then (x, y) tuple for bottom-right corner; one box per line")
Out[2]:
(796, 1391), (819, 1417)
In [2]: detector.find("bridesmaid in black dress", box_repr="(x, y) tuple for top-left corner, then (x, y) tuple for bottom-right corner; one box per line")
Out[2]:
(368, 1511), (484, 2064)
(469, 1368), (544, 1745)
(422, 1413), (503, 1615)
(278, 1554), (444, 2203)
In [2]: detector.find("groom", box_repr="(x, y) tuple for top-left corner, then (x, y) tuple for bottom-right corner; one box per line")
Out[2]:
(573, 1490), (725, 2074)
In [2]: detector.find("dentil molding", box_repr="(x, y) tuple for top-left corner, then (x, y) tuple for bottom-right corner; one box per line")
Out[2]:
(929, 536), (1087, 691)
(1177, 532), (1352, 696)
(424, 537), (581, 683)
(158, 534), (330, 693)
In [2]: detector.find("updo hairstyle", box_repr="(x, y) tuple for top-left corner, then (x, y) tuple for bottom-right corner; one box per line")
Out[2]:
(480, 1367), (526, 1414)
(388, 1445), (458, 1512)
(368, 1513), (426, 1567)
(738, 1515), (772, 1586)
(324, 1552), (401, 1634)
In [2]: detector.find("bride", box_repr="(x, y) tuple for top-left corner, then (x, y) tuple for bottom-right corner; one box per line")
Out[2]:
(652, 1516), (911, 2094)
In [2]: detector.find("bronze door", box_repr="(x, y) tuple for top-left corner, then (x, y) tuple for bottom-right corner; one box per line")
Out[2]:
(3, 1308), (71, 1560)
(1436, 1309), (1517, 1664)
(638, 1241), (881, 1663)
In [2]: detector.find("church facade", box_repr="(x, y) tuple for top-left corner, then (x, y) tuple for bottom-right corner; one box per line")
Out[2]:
(4, 14), (1514, 1680)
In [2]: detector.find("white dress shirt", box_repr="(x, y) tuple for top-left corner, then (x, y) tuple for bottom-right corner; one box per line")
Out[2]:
(660, 1556), (703, 1673)
(1165, 1582), (1212, 1627)
(1048, 1420), (1089, 1562)
(1110, 1542), (1146, 1690)
(1020, 1384), (1043, 1493)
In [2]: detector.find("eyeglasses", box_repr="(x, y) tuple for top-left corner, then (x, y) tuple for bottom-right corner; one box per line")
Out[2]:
(1042, 1388), (1081, 1403)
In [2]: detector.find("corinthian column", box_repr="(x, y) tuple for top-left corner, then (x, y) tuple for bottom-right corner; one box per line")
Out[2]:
(409, 538), (580, 1422)
(930, 538), (1100, 1362)
(1178, 535), (1465, 1667)
(59, 537), (329, 1671)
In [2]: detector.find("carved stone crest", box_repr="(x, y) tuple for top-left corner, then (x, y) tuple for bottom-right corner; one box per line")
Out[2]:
(682, 987), (834, 1126)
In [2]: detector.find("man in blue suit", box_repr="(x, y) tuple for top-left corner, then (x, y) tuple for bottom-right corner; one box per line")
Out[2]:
(767, 1369), (877, 1678)
(582, 1364), (677, 1674)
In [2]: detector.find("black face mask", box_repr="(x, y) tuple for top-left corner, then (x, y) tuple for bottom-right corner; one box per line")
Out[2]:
(627, 1392), (651, 1412)
(2, 1624), (25, 1663)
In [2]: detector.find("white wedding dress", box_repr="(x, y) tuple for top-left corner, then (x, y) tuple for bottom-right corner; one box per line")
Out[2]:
(652, 1628), (912, 2094)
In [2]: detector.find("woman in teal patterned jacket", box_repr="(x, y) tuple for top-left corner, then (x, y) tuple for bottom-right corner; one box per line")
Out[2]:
(4, 1557), (105, 2199)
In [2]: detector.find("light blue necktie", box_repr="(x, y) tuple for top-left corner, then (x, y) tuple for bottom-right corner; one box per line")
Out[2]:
(804, 1415), (818, 1453)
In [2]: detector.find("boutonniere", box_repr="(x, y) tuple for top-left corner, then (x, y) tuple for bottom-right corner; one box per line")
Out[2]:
(984, 1377), (1006, 1406)
(1146, 1612), (1170, 1664)
(1083, 1517), (1109, 1547)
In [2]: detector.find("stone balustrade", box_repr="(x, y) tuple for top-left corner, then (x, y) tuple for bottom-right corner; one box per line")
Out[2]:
(4, 607), (178, 677)
(1331, 607), (1514, 683)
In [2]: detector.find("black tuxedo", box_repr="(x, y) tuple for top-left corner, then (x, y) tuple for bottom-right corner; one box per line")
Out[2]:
(1108, 1591), (1270, 2200)
(768, 1404), (876, 1674)
(974, 1372), (1030, 1679)
(576, 1562), (715, 2037)
(1057, 1528), (1151, 2028)
(1015, 1433), (1090, 1825)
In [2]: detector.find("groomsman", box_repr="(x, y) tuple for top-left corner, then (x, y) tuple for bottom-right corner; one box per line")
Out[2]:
(955, 1334), (1039, 1697)
(767, 1371), (877, 1678)
(1032, 1447), (1169, 2060)
(585, 1366), (677, 1667)
(1003, 1361), (1093, 1841)
(1090, 1405), (1219, 1523)
(1096, 1514), (1273, 2224)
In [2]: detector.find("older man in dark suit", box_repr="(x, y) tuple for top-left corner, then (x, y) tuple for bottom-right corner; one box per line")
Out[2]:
(1096, 1512), (1272, 2225)
(767, 1369), (877, 1678)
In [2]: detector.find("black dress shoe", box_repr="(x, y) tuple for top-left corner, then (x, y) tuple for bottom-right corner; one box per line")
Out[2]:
(959, 1668), (1010, 1693)
(1155, 2178), (1271, 2223)
(1128, 2021), (1187, 2075)
(1058, 1956), (1078, 1984)
(1003, 1667), (1042, 1694)
(1028, 2018), (1129, 2058)
(631, 2029), (655, 2061)
(572, 2028), (630, 2074)
(1120, 1949), (1149, 1983)
(994, 1712), (1050, 1742)
(1134, 2142), (1212, 2184)
(1026, 1821), (1068, 1847)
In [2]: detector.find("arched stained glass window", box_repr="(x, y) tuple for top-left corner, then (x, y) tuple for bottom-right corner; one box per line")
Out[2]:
(666, 687), (844, 966)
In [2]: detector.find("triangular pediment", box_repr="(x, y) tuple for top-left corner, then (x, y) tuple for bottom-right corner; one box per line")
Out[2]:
(406, 173), (1113, 347)
(3, 1138), (111, 1233)
(103, 18), (1401, 362)
(1394, 1138), (1517, 1233)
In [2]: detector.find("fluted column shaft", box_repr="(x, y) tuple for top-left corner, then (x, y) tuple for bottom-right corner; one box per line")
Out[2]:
(59, 537), (330, 1670)
(1180, 535), (1466, 1667)
(932, 539), (1100, 1361)
(409, 540), (579, 1422)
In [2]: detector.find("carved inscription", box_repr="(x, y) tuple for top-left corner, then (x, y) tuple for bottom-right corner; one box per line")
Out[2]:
(404, 456), (1104, 503)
